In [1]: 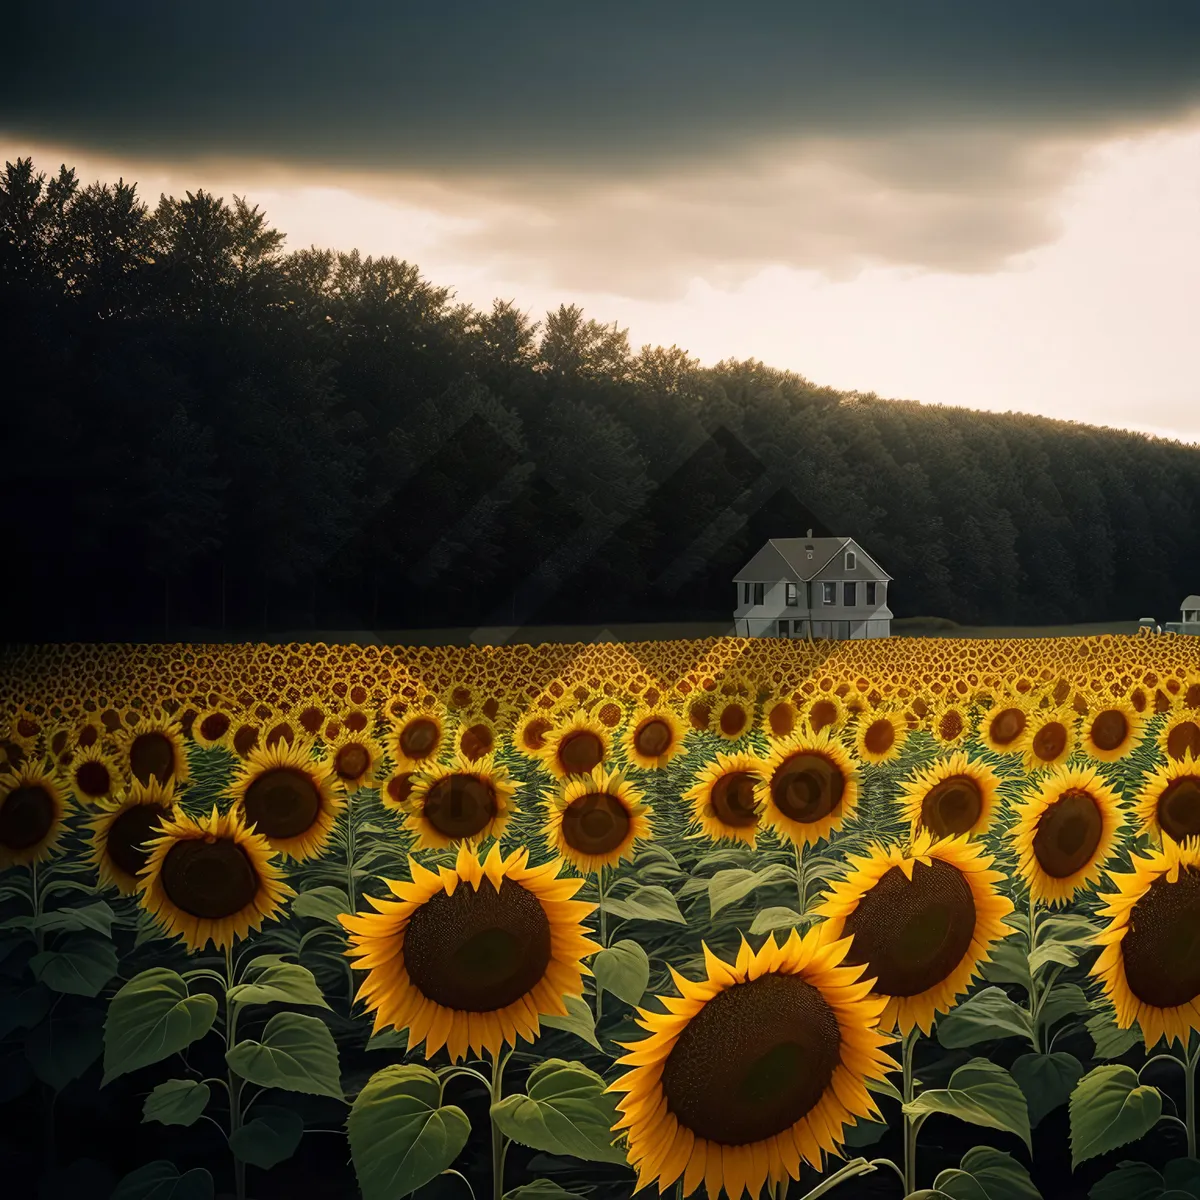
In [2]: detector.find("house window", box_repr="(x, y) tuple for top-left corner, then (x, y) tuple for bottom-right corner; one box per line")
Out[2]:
(778, 620), (789, 637)
(866, 582), (877, 605)
(785, 583), (798, 607)
(753, 583), (764, 605)
(822, 582), (836, 605)
(793, 619), (807, 636)
(743, 582), (750, 604)
(844, 582), (857, 606)
(845, 551), (856, 570)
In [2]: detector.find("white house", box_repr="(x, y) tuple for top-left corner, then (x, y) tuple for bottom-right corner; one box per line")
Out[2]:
(733, 533), (893, 639)
(1164, 595), (1200, 636)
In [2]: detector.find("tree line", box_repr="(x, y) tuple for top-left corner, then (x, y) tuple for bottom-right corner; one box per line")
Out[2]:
(2, 155), (1198, 642)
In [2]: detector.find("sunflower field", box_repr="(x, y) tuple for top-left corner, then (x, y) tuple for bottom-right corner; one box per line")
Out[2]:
(2, 634), (1200, 1200)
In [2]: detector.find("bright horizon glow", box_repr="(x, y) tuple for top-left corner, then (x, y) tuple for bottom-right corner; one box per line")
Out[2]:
(4, 116), (1199, 445)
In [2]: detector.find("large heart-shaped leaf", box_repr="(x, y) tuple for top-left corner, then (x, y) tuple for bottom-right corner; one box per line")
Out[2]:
(490, 1058), (628, 1165)
(539, 995), (601, 1050)
(228, 960), (331, 1010)
(707, 865), (787, 917)
(1070, 1064), (1162, 1170)
(937, 987), (1035, 1049)
(1011, 1052), (1083, 1129)
(981, 940), (1032, 993)
(903, 1059), (1031, 1151)
(347, 1064), (471, 1200)
(1085, 1011), (1142, 1061)
(591, 940), (649, 1007)
(229, 1104), (305, 1168)
(748, 906), (815, 936)
(25, 1004), (105, 1092)
(110, 1160), (215, 1200)
(103, 968), (218, 1085)
(226, 1011), (343, 1099)
(142, 1079), (211, 1127)
(603, 886), (686, 925)
(30, 933), (118, 997)
(292, 885), (352, 925)
(1088, 1161), (1168, 1200)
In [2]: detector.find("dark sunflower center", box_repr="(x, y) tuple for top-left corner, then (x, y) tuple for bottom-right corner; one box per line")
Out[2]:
(660, 972), (842, 1145)
(1032, 789), (1103, 878)
(1156, 777), (1200, 843)
(402, 877), (552, 1011)
(482, 697), (501, 721)
(1186, 684), (1200, 709)
(768, 704), (796, 738)
(771, 753), (844, 825)
(521, 718), (552, 751)
(387, 772), (416, 807)
(460, 724), (494, 761)
(634, 719), (673, 757)
(1032, 721), (1069, 762)
(1166, 722), (1200, 762)
(809, 700), (838, 733)
(106, 802), (172, 878)
(78, 725), (99, 748)
(265, 722), (294, 750)
(298, 706), (324, 735)
(243, 767), (321, 839)
(710, 772), (759, 828)
(0, 785), (55, 851)
(130, 732), (175, 784)
(863, 720), (896, 756)
(561, 791), (631, 855)
(938, 711), (965, 741)
(597, 703), (622, 728)
(990, 708), (1026, 745)
(919, 776), (984, 837)
(557, 730), (604, 774)
(400, 718), (439, 758)
(688, 701), (712, 730)
(334, 743), (370, 780)
(345, 711), (369, 734)
(1121, 868), (1200, 1009)
(1091, 710), (1129, 752)
(233, 725), (259, 757)
(424, 775), (497, 839)
(160, 837), (260, 919)
(199, 712), (231, 742)
(719, 704), (748, 737)
(842, 860), (977, 997)
(74, 759), (112, 797)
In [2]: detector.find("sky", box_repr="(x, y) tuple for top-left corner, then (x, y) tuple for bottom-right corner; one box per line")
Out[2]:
(4, 1), (1200, 442)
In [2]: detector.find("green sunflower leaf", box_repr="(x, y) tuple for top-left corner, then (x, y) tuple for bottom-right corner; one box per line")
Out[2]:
(707, 865), (789, 917)
(503, 1184), (583, 1200)
(903, 1058), (1032, 1151)
(936, 987), (1036, 1049)
(929, 1146), (1042, 1199)
(292, 885), (353, 925)
(229, 1104), (305, 1169)
(142, 1079), (211, 1127)
(1085, 1011), (1142, 1061)
(30, 932), (118, 997)
(981, 939), (1033, 993)
(603, 885), (687, 925)
(103, 969), (218, 1085)
(1088, 1161), (1166, 1199)
(489, 1058), (628, 1165)
(1039, 982), (1091, 1032)
(539, 994), (601, 1050)
(592, 939), (650, 1006)
(228, 960), (332, 1010)
(24, 1004), (105, 1092)
(347, 1063), (472, 1200)
(1069, 1064), (1163, 1169)
(225, 1011), (343, 1099)
(110, 1160), (215, 1200)
(748, 906), (816, 936)
(1011, 1052), (1084, 1129)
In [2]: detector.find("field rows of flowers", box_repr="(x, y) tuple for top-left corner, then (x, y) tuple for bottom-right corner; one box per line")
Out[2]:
(1, 633), (1199, 1200)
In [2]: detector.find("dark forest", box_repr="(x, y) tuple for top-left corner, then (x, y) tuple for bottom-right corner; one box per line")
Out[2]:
(3, 156), (1198, 642)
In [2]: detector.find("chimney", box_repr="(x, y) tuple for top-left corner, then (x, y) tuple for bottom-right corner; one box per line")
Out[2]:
(806, 528), (813, 537)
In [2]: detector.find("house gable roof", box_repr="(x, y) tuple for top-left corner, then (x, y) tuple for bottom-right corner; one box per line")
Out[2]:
(733, 537), (892, 583)
(1182, 595), (1200, 610)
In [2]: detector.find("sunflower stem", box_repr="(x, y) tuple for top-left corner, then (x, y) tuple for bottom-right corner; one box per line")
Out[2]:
(224, 942), (247, 1200)
(901, 1026), (921, 1195)
(488, 1048), (511, 1200)
(1186, 1032), (1198, 1160)
(345, 805), (358, 1011)
(1027, 890), (1041, 1055)
(30, 859), (43, 954)
(595, 867), (607, 1026)
(794, 842), (807, 913)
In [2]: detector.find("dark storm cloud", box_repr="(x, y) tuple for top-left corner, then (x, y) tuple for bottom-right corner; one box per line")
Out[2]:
(5, 0), (1200, 173)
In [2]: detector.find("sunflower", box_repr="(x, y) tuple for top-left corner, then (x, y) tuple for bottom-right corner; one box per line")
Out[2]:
(138, 807), (293, 952)
(928, 701), (971, 751)
(327, 728), (382, 793)
(979, 697), (1033, 755)
(684, 695), (714, 733)
(854, 710), (908, 765)
(66, 742), (120, 805)
(609, 929), (897, 1199)
(1018, 707), (1078, 772)
(760, 694), (800, 741)
(117, 713), (190, 788)
(1092, 838), (1200, 1050)
(622, 705), (687, 770)
(1133, 753), (1200, 845)
(387, 704), (450, 772)
(538, 709), (612, 781)
(456, 713), (500, 763)
(340, 842), (600, 1063)
(712, 695), (754, 742)
(815, 830), (1014, 1034)
(1158, 712), (1200, 764)
(229, 718), (261, 760)
(192, 705), (235, 750)
(441, 679), (478, 714)
(88, 778), (178, 894)
(380, 768), (418, 814)
(512, 708), (557, 762)
(682, 752), (765, 848)
(0, 761), (71, 869)
(899, 753), (1000, 842)
(228, 739), (345, 862)
(1011, 764), (1124, 907)
(1080, 700), (1146, 763)
(802, 693), (847, 737)
(542, 766), (652, 874)
(590, 697), (628, 732)
(755, 729), (860, 849)
(402, 754), (518, 850)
